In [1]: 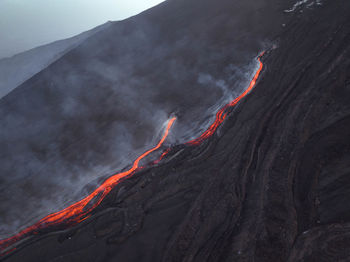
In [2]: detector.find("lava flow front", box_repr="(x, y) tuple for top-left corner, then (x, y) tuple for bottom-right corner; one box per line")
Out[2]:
(0, 51), (265, 256)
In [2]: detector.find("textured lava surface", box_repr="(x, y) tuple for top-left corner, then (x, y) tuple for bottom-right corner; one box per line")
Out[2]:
(0, 0), (292, 236)
(2, 0), (350, 261)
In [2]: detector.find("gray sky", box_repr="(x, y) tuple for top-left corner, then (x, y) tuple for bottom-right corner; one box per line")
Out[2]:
(0, 0), (164, 58)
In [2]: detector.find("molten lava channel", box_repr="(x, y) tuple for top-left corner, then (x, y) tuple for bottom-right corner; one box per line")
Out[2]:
(187, 51), (265, 145)
(0, 118), (176, 253)
(0, 51), (265, 255)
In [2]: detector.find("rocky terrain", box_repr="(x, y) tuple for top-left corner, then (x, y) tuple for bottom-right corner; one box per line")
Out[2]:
(0, 0), (293, 239)
(1, 0), (350, 261)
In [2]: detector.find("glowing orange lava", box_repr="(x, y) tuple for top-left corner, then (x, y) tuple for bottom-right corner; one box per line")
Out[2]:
(0, 51), (265, 256)
(0, 117), (176, 254)
(187, 51), (265, 145)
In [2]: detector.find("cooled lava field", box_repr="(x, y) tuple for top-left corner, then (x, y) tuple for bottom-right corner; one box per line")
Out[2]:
(1, 0), (350, 261)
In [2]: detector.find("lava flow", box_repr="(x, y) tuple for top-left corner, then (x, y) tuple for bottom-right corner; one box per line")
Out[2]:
(187, 51), (265, 145)
(0, 51), (265, 256)
(0, 117), (176, 254)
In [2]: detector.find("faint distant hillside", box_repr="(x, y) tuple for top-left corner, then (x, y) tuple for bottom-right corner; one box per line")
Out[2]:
(0, 22), (112, 99)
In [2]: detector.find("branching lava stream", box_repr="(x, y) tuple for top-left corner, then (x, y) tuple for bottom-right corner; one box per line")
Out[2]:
(0, 51), (265, 256)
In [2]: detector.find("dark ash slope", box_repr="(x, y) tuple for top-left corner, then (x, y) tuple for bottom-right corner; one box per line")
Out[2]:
(3, 0), (350, 261)
(0, 0), (292, 239)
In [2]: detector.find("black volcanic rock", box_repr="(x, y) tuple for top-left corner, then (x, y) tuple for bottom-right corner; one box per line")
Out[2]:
(2, 0), (350, 261)
(0, 0), (293, 238)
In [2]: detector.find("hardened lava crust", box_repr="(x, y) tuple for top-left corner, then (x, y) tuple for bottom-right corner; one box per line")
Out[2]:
(2, 0), (350, 261)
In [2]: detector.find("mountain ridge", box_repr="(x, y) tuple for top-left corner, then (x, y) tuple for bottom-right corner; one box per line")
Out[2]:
(0, 22), (112, 99)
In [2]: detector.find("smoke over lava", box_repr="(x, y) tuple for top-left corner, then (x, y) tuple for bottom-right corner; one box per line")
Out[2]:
(0, 0), (292, 253)
(0, 52), (265, 255)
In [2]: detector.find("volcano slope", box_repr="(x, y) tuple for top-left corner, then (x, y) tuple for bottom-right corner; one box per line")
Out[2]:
(3, 0), (350, 261)
(0, 0), (294, 240)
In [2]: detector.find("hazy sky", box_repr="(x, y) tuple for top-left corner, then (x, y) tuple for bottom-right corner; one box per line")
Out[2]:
(0, 0), (164, 58)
